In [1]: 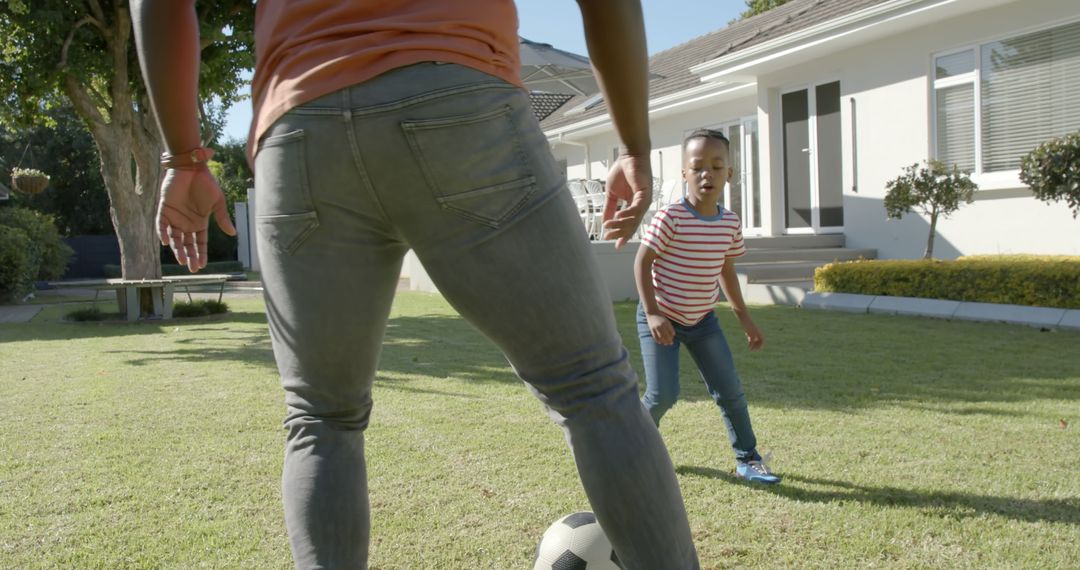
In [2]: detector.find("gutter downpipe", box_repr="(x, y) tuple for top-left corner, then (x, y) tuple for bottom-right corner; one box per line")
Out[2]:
(556, 134), (591, 179)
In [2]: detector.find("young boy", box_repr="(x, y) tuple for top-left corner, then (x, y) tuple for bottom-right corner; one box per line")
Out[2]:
(634, 128), (780, 484)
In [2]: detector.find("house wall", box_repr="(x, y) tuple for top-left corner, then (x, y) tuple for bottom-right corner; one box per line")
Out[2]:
(755, 0), (1079, 259)
(550, 94), (758, 203)
(548, 0), (1078, 259)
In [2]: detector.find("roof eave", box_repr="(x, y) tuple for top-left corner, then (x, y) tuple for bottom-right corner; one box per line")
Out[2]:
(691, 0), (949, 81)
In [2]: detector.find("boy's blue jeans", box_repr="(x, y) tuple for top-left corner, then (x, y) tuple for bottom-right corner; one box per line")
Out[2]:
(636, 304), (759, 463)
(253, 63), (698, 570)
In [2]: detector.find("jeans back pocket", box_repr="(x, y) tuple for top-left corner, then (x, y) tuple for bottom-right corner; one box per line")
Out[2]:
(402, 104), (536, 228)
(255, 128), (320, 254)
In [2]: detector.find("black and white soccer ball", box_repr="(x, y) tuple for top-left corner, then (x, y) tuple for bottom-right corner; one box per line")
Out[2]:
(533, 511), (622, 570)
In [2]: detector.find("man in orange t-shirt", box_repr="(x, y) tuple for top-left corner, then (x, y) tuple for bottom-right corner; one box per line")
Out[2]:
(131, 2), (699, 568)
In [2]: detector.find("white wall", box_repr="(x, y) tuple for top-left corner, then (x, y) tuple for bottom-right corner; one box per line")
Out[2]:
(756, 0), (1079, 258)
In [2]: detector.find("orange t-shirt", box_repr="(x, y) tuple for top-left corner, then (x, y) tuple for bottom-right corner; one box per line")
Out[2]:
(248, 0), (524, 159)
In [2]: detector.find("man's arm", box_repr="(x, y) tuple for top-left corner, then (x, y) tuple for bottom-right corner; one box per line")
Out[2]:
(130, 0), (202, 154)
(577, 0), (653, 248)
(130, 1), (235, 272)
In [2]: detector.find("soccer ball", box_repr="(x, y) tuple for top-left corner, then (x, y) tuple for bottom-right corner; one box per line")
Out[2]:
(533, 511), (622, 570)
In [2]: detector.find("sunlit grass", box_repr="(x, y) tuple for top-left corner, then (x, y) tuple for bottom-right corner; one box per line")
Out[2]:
(1, 293), (1077, 569)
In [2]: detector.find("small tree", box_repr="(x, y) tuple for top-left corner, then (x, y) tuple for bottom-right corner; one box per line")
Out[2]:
(1019, 131), (1080, 218)
(884, 160), (977, 259)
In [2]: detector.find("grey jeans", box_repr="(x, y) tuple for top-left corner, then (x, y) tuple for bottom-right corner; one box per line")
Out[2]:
(254, 62), (699, 570)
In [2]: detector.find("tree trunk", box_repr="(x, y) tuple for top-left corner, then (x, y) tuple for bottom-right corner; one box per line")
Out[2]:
(924, 211), (937, 260)
(96, 134), (162, 281)
(60, 3), (163, 283)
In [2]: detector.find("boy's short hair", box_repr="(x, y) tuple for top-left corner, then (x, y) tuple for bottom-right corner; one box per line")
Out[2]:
(683, 128), (730, 153)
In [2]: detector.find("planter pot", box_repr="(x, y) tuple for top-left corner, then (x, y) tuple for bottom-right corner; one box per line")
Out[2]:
(11, 173), (49, 195)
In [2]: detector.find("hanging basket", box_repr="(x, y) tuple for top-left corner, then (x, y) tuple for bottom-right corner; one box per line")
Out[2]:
(10, 168), (50, 195)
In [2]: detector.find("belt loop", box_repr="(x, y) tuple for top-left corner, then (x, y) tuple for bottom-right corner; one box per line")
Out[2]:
(342, 86), (352, 121)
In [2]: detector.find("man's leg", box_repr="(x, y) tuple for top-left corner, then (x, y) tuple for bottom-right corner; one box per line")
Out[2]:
(352, 64), (699, 568)
(254, 97), (409, 569)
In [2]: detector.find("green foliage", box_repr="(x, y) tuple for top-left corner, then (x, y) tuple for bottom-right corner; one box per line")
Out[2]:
(172, 299), (229, 318)
(814, 256), (1080, 309)
(0, 1), (254, 129)
(1, 105), (113, 235)
(884, 160), (977, 220)
(10, 167), (46, 178)
(884, 160), (978, 259)
(738, 0), (791, 20)
(1019, 131), (1080, 218)
(0, 206), (73, 280)
(0, 224), (34, 302)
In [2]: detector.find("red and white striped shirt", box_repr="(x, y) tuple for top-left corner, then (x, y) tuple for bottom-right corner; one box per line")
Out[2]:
(641, 200), (746, 326)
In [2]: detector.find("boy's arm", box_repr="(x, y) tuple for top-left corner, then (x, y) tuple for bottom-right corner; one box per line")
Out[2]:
(719, 259), (764, 351)
(577, 0), (652, 248)
(635, 245), (674, 345)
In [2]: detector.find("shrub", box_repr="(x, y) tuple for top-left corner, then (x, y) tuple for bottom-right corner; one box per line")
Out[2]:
(884, 160), (977, 259)
(0, 225), (35, 303)
(172, 299), (229, 318)
(1019, 131), (1080, 218)
(66, 307), (108, 321)
(0, 206), (74, 280)
(814, 256), (1080, 309)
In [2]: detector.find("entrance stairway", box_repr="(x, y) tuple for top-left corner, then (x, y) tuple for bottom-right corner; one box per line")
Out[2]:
(734, 234), (876, 306)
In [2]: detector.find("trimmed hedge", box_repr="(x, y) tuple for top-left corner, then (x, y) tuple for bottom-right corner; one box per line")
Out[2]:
(102, 260), (244, 278)
(814, 255), (1080, 309)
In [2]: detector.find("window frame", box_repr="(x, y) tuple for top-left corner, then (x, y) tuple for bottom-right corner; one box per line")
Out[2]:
(930, 17), (1080, 190)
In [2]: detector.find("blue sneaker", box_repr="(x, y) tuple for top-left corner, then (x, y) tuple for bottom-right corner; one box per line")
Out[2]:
(735, 460), (781, 484)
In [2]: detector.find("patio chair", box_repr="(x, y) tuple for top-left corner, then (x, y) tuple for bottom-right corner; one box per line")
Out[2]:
(567, 179), (595, 237)
(581, 179), (607, 239)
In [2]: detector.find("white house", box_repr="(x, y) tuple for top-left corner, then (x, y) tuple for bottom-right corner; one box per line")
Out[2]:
(543, 0), (1080, 264)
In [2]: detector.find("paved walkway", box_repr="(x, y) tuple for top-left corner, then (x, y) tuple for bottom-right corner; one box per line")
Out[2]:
(0, 305), (42, 323)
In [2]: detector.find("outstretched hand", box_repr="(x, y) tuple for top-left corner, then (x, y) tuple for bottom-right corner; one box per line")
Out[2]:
(157, 165), (237, 273)
(601, 153), (653, 248)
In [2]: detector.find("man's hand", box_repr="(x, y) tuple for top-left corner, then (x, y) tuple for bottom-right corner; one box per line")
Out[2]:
(157, 166), (237, 273)
(601, 153), (652, 248)
(647, 312), (675, 346)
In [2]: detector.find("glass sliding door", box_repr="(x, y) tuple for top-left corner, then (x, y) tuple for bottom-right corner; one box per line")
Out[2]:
(816, 81), (843, 229)
(706, 118), (762, 233)
(782, 81), (844, 233)
(782, 89), (813, 230)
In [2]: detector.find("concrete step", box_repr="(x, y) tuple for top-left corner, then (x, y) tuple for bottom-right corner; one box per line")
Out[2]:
(740, 247), (876, 263)
(735, 260), (834, 282)
(743, 234), (845, 249)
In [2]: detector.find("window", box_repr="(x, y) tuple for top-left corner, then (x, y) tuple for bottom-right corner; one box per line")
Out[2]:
(932, 20), (1080, 176)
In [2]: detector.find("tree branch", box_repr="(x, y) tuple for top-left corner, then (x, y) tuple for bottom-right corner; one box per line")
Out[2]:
(62, 74), (108, 135)
(59, 16), (104, 70)
(86, 0), (108, 30)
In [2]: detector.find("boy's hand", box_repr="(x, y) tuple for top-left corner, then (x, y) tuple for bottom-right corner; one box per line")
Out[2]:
(741, 318), (765, 351)
(157, 165), (236, 273)
(647, 312), (675, 346)
(602, 153), (652, 249)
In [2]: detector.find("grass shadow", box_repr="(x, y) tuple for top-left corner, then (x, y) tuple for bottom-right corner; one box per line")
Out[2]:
(676, 465), (1080, 525)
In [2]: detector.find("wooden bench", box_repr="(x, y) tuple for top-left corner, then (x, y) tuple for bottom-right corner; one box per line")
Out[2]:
(47, 274), (233, 321)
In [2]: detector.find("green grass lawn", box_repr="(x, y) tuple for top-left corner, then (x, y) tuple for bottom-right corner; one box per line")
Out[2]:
(1, 293), (1077, 569)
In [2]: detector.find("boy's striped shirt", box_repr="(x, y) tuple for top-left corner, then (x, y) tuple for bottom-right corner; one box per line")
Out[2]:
(641, 199), (745, 326)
